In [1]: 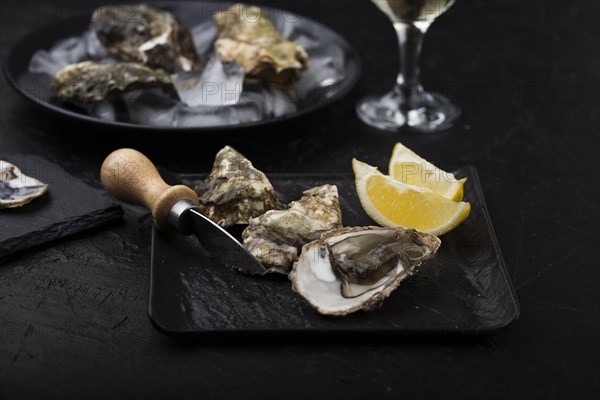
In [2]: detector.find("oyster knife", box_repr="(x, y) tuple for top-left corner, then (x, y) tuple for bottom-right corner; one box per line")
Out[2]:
(100, 148), (266, 273)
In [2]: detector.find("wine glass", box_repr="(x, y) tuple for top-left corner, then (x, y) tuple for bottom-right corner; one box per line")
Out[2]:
(357, 0), (460, 132)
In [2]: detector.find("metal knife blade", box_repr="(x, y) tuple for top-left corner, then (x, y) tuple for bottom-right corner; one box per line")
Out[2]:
(169, 200), (266, 273)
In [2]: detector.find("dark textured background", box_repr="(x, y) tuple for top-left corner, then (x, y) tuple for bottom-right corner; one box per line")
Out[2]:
(1, 0), (598, 399)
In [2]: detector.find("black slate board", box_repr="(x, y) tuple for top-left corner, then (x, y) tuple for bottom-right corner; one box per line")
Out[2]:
(149, 167), (519, 337)
(0, 154), (123, 258)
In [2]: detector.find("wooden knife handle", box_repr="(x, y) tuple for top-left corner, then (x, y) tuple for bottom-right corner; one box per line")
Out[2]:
(100, 148), (199, 231)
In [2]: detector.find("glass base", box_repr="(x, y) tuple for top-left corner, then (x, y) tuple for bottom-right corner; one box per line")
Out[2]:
(357, 90), (461, 133)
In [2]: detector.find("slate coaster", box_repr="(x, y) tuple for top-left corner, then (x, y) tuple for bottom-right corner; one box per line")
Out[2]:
(0, 154), (123, 258)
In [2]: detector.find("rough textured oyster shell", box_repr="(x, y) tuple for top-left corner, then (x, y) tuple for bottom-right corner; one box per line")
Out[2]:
(1, 161), (49, 209)
(214, 4), (309, 87)
(194, 146), (281, 228)
(242, 185), (343, 275)
(51, 61), (173, 103)
(290, 226), (441, 316)
(92, 4), (202, 73)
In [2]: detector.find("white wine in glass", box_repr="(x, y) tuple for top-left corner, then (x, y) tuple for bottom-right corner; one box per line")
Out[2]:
(357, 0), (460, 132)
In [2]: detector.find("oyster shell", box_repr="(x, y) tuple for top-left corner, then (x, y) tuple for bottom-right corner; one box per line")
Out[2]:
(214, 4), (309, 87)
(51, 61), (173, 103)
(0, 161), (49, 209)
(290, 227), (441, 316)
(242, 185), (343, 275)
(195, 146), (281, 228)
(92, 4), (202, 73)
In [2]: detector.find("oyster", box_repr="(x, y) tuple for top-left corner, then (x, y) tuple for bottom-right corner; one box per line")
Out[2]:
(242, 185), (343, 275)
(1, 161), (49, 209)
(51, 61), (173, 103)
(195, 146), (281, 228)
(214, 4), (309, 87)
(92, 4), (202, 73)
(290, 227), (441, 316)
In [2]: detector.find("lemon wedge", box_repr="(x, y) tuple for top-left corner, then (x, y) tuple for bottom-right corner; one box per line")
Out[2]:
(353, 159), (471, 236)
(388, 142), (467, 201)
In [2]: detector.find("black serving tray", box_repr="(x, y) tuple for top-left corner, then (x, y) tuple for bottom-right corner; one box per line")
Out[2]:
(148, 167), (519, 337)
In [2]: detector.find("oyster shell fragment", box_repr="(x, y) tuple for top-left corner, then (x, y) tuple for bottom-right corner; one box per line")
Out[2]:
(242, 185), (343, 275)
(92, 4), (202, 73)
(0, 161), (49, 209)
(290, 227), (441, 316)
(51, 61), (173, 104)
(194, 146), (281, 228)
(214, 4), (309, 87)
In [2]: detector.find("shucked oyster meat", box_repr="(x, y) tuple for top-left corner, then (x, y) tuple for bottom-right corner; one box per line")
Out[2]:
(242, 185), (343, 275)
(92, 4), (202, 73)
(290, 227), (441, 316)
(1, 161), (49, 209)
(51, 61), (173, 103)
(214, 4), (309, 87)
(195, 146), (281, 228)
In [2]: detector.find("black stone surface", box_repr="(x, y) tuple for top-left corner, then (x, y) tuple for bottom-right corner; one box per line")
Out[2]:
(151, 168), (518, 336)
(0, 154), (123, 257)
(0, 1), (598, 399)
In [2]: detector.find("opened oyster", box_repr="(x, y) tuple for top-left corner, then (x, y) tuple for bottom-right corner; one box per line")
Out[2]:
(51, 61), (173, 103)
(290, 227), (441, 316)
(242, 185), (343, 275)
(214, 4), (309, 87)
(92, 4), (202, 73)
(1, 161), (49, 209)
(195, 146), (281, 228)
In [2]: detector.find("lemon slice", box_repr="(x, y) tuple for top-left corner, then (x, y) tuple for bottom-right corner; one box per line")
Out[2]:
(388, 142), (467, 201)
(353, 159), (471, 236)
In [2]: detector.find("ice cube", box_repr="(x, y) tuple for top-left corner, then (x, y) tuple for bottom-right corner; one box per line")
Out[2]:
(123, 89), (180, 127)
(29, 49), (67, 77)
(29, 29), (109, 77)
(29, 37), (85, 76)
(86, 101), (116, 121)
(275, 16), (320, 50)
(172, 58), (244, 107)
(83, 29), (108, 60)
(247, 86), (297, 118)
(175, 102), (262, 127)
(191, 21), (218, 58)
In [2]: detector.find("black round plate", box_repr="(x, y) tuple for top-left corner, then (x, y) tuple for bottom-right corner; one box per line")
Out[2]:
(4, 2), (361, 133)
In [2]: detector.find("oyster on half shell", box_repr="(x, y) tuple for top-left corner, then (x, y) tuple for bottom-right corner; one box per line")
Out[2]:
(51, 61), (173, 104)
(92, 4), (202, 73)
(242, 185), (343, 275)
(290, 226), (441, 316)
(194, 146), (281, 228)
(214, 4), (309, 87)
(1, 161), (49, 209)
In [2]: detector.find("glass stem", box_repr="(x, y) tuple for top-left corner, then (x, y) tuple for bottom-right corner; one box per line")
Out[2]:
(394, 22), (428, 109)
